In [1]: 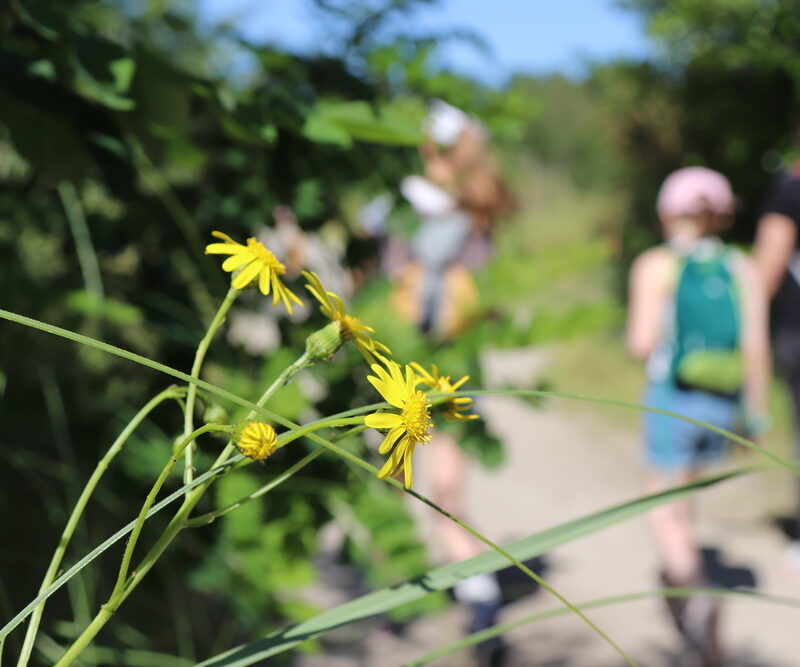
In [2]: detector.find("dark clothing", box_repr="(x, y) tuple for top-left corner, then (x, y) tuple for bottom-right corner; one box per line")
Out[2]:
(761, 169), (800, 331)
(761, 167), (800, 537)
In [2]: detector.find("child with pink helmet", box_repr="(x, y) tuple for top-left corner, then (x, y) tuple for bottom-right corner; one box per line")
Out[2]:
(627, 166), (770, 665)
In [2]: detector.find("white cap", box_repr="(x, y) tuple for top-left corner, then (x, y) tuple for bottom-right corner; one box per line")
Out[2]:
(400, 175), (455, 217)
(424, 99), (470, 147)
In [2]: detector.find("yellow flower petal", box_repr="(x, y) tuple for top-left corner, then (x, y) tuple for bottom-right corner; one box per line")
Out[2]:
(377, 436), (407, 479)
(367, 375), (406, 409)
(329, 292), (348, 317)
(377, 425), (404, 454)
(206, 243), (246, 255)
(211, 231), (238, 244)
(365, 412), (404, 430)
(232, 261), (263, 289)
(402, 441), (416, 488)
(222, 253), (254, 271)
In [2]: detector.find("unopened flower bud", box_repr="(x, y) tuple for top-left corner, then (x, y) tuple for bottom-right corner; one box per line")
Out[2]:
(235, 421), (278, 461)
(305, 321), (344, 362)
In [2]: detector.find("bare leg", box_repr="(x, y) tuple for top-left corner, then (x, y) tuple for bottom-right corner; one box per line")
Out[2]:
(647, 470), (721, 666)
(429, 433), (482, 563)
(646, 470), (701, 586)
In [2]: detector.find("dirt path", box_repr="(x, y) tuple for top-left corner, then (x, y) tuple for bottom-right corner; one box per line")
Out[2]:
(304, 349), (800, 667)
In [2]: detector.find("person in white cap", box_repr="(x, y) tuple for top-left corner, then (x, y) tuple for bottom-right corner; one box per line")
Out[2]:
(398, 100), (512, 666)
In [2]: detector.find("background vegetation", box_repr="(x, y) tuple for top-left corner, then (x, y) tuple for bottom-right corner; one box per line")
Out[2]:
(2, 0), (800, 663)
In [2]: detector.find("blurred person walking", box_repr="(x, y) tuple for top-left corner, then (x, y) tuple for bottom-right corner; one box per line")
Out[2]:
(627, 167), (770, 666)
(394, 100), (512, 667)
(754, 151), (800, 571)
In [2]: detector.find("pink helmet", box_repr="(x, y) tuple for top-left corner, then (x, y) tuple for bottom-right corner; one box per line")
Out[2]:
(656, 166), (735, 218)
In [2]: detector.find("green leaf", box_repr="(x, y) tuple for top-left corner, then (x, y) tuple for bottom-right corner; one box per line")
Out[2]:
(10, 0), (66, 40)
(303, 100), (425, 147)
(65, 291), (144, 326)
(194, 465), (763, 667)
(72, 36), (136, 111)
(302, 115), (353, 148)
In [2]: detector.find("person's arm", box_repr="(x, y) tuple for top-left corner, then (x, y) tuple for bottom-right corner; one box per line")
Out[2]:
(626, 248), (675, 361)
(754, 212), (797, 297)
(737, 255), (771, 421)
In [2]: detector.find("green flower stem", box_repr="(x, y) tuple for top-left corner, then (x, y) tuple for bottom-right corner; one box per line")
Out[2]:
(112, 423), (228, 597)
(57, 423), (228, 667)
(186, 449), (325, 527)
(204, 350), (313, 482)
(254, 350), (311, 410)
(55, 353), (322, 665)
(5, 307), (795, 479)
(16, 386), (184, 667)
(187, 423), (369, 528)
(183, 287), (238, 487)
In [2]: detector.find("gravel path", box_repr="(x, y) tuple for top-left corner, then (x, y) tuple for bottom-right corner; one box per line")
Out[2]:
(303, 349), (800, 667)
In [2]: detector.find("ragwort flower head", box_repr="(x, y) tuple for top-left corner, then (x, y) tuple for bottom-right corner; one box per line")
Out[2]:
(411, 362), (478, 422)
(206, 231), (303, 314)
(364, 361), (433, 489)
(303, 270), (391, 364)
(236, 421), (278, 461)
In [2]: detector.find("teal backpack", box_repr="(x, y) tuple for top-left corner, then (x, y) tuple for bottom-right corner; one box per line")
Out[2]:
(670, 242), (743, 395)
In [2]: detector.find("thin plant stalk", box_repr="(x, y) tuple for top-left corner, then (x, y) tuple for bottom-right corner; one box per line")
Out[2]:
(112, 423), (228, 597)
(186, 449), (325, 528)
(55, 389), (357, 665)
(57, 423), (227, 666)
(6, 308), (792, 478)
(182, 287), (238, 488)
(16, 386), (184, 667)
(204, 350), (312, 484)
(186, 423), (368, 528)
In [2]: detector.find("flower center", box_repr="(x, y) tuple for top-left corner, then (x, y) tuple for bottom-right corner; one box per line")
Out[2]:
(402, 391), (433, 444)
(247, 238), (286, 274)
(339, 314), (359, 338)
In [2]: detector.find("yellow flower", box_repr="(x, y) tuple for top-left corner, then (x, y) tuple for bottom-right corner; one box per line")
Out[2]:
(205, 231), (303, 314)
(364, 361), (432, 489)
(302, 270), (391, 364)
(411, 362), (478, 422)
(236, 421), (278, 461)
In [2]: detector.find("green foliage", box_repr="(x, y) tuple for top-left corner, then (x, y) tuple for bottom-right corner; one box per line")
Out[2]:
(0, 0), (456, 660)
(605, 0), (800, 258)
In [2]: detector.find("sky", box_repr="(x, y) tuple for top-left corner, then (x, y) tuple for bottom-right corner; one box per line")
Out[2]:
(198, 0), (652, 82)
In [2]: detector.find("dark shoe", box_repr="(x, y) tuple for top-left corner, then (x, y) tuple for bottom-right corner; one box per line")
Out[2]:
(468, 600), (506, 667)
(681, 596), (722, 667)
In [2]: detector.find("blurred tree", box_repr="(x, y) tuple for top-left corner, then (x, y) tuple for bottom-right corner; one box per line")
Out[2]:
(0, 0), (474, 662)
(596, 0), (800, 273)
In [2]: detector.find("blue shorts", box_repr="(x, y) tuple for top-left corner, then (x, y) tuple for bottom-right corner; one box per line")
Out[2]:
(643, 381), (739, 470)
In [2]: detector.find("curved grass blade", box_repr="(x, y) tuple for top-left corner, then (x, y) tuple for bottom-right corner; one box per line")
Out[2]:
(2, 308), (797, 478)
(460, 389), (800, 476)
(0, 459), (240, 642)
(0, 308), (786, 661)
(405, 587), (800, 666)
(194, 465), (765, 667)
(0, 308), (292, 428)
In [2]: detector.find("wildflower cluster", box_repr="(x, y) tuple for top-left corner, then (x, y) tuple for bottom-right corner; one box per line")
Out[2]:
(207, 231), (478, 487)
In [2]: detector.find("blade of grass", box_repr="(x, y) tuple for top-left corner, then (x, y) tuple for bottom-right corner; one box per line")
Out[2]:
(405, 586), (800, 666)
(0, 458), (240, 643)
(2, 308), (796, 478)
(193, 465), (766, 667)
(0, 308), (789, 663)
